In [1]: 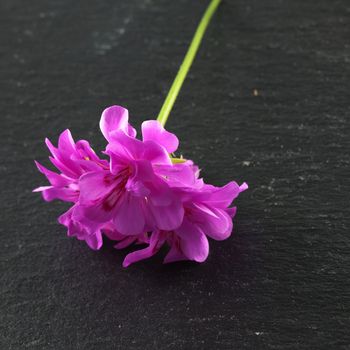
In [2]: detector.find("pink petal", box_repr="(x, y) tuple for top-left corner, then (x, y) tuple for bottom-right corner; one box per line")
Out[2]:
(75, 140), (97, 158)
(132, 159), (154, 182)
(34, 161), (71, 187)
(108, 152), (129, 175)
(74, 159), (104, 172)
(143, 140), (172, 165)
(33, 186), (78, 202)
(74, 140), (109, 170)
(45, 132), (81, 178)
(78, 171), (114, 205)
(85, 232), (103, 250)
(58, 129), (76, 155)
(141, 120), (179, 153)
(205, 181), (241, 208)
(122, 231), (164, 267)
(126, 178), (150, 197)
(45, 137), (59, 159)
(59, 206), (104, 250)
(49, 156), (79, 179)
(58, 206), (74, 226)
(71, 205), (108, 232)
(113, 193), (145, 235)
(127, 125), (137, 138)
(100, 105), (136, 141)
(176, 218), (209, 262)
(58, 207), (84, 237)
(77, 200), (114, 224)
(148, 196), (184, 231)
(194, 204), (233, 241)
(156, 162), (199, 188)
(106, 130), (144, 160)
(147, 176), (174, 206)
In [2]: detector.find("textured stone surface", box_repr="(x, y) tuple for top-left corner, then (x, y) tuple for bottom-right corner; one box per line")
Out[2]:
(1, 0), (349, 349)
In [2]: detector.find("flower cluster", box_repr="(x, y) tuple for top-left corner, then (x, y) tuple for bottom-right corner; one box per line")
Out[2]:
(34, 106), (247, 267)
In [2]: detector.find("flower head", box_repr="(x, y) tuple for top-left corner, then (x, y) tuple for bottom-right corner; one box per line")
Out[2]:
(34, 105), (247, 266)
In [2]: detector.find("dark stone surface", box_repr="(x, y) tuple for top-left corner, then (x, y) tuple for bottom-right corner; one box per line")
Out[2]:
(1, 0), (349, 349)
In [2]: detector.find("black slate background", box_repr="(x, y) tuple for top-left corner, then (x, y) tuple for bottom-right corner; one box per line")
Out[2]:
(1, 0), (349, 349)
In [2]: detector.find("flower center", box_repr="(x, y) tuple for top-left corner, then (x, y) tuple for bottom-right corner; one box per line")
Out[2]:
(102, 167), (131, 211)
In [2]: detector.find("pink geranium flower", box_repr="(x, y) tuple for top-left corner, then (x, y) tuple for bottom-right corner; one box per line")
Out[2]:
(34, 106), (196, 250)
(34, 105), (247, 265)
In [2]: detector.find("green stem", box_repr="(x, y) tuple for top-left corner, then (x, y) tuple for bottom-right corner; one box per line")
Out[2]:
(156, 0), (221, 127)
